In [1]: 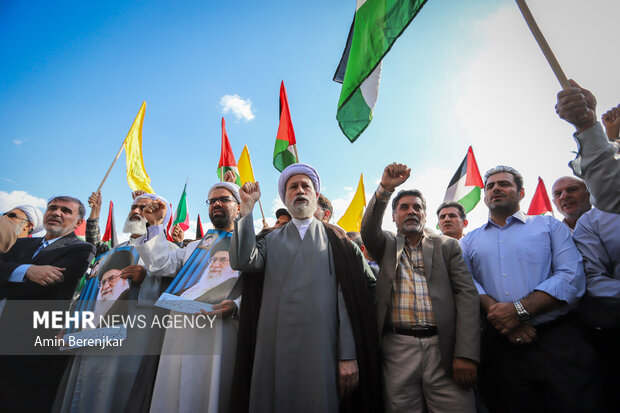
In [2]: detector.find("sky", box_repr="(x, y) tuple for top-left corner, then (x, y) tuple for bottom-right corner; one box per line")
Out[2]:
(1, 0), (619, 242)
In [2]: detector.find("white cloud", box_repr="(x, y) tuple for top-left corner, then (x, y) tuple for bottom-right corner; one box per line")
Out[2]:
(0, 190), (47, 212)
(219, 94), (255, 122)
(13, 139), (23, 146)
(3, 178), (14, 183)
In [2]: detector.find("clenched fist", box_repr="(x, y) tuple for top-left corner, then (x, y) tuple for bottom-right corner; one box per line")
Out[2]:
(381, 163), (411, 192)
(239, 182), (261, 218)
(143, 199), (167, 226)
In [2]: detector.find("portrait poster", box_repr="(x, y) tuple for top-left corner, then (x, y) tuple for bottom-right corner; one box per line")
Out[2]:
(155, 229), (239, 314)
(64, 245), (140, 342)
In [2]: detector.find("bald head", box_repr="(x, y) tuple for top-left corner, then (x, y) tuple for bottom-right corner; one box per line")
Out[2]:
(551, 176), (591, 228)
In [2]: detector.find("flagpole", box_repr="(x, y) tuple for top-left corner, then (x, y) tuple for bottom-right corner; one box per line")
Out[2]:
(292, 144), (300, 163)
(95, 140), (126, 195)
(245, 150), (268, 228)
(515, 0), (571, 90)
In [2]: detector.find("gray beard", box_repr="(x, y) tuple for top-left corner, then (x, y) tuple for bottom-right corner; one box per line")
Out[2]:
(123, 216), (147, 235)
(285, 196), (317, 220)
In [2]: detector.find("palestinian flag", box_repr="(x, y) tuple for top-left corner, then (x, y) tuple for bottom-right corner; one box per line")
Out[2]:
(173, 182), (190, 231)
(443, 146), (484, 213)
(74, 219), (86, 240)
(273, 81), (298, 172)
(527, 177), (553, 216)
(196, 214), (204, 239)
(217, 117), (241, 185)
(336, 0), (427, 142)
(101, 201), (118, 248)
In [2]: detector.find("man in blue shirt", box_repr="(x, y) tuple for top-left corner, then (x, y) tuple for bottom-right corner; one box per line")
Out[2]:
(461, 165), (600, 413)
(573, 207), (620, 412)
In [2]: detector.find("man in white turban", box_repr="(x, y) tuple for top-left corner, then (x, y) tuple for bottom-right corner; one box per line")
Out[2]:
(2, 205), (44, 238)
(230, 163), (382, 413)
(54, 192), (176, 413)
(0, 205), (44, 252)
(130, 181), (242, 413)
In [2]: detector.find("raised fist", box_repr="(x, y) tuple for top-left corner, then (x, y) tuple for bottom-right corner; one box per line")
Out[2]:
(555, 79), (597, 133)
(88, 191), (102, 219)
(171, 223), (184, 243)
(224, 170), (238, 183)
(240, 182), (261, 203)
(142, 199), (167, 226)
(381, 163), (411, 192)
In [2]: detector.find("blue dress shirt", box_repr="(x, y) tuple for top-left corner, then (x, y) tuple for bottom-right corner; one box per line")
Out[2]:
(573, 208), (620, 299)
(460, 211), (585, 324)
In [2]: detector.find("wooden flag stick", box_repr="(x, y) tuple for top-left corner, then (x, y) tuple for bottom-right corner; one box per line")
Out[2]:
(244, 149), (268, 227)
(292, 144), (300, 163)
(96, 140), (126, 194)
(257, 199), (268, 228)
(515, 0), (571, 90)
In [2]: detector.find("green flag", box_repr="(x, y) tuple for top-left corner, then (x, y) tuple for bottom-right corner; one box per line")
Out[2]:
(336, 0), (428, 142)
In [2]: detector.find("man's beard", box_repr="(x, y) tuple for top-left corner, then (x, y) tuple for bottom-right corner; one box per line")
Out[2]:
(123, 216), (147, 235)
(285, 195), (317, 219)
(209, 208), (233, 230)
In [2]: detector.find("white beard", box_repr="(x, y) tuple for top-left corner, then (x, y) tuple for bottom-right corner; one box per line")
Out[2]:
(285, 195), (317, 220)
(123, 216), (147, 235)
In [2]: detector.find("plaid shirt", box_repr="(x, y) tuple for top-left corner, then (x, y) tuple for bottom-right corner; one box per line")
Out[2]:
(390, 236), (436, 327)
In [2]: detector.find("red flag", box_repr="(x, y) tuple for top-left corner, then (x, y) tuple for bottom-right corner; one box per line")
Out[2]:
(101, 201), (118, 248)
(465, 146), (484, 187)
(196, 214), (204, 239)
(273, 81), (298, 172)
(527, 177), (553, 215)
(217, 118), (241, 184)
(74, 219), (86, 240)
(166, 203), (174, 241)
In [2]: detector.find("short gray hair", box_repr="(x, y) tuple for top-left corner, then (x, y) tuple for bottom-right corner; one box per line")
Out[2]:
(484, 165), (524, 191)
(48, 196), (86, 219)
(392, 189), (426, 212)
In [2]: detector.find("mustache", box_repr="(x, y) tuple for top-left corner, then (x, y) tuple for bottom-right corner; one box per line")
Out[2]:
(294, 196), (309, 203)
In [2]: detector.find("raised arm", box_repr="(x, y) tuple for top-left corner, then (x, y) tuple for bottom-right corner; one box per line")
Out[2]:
(230, 182), (267, 272)
(361, 163), (410, 263)
(556, 80), (620, 213)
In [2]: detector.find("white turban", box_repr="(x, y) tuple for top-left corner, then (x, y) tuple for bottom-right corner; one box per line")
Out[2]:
(14, 205), (44, 233)
(208, 182), (241, 204)
(135, 194), (172, 228)
(278, 163), (321, 203)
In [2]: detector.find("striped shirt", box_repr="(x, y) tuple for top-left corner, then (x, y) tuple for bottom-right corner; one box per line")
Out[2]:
(390, 236), (436, 327)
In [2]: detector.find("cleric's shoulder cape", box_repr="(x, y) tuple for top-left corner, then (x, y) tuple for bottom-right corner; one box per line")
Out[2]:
(231, 223), (382, 413)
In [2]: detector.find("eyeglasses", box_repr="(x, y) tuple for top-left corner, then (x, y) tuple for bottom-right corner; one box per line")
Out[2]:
(3, 212), (29, 222)
(100, 273), (121, 286)
(208, 256), (230, 265)
(206, 196), (237, 206)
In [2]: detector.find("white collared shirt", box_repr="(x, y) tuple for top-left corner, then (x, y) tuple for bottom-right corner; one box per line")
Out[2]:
(291, 216), (314, 240)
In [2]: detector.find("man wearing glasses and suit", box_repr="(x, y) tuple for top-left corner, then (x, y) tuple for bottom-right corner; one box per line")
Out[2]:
(0, 196), (95, 412)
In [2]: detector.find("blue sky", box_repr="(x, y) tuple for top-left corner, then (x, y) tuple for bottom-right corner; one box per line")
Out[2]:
(1, 0), (618, 239)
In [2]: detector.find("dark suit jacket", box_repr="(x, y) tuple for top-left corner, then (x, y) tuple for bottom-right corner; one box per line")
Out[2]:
(0, 232), (94, 411)
(361, 190), (480, 375)
(0, 232), (94, 300)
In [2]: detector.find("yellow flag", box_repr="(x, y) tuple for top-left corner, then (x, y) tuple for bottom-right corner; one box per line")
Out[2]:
(337, 174), (366, 232)
(124, 102), (155, 193)
(237, 145), (256, 185)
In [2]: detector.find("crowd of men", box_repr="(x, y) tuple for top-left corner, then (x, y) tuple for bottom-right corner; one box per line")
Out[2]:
(0, 82), (618, 413)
